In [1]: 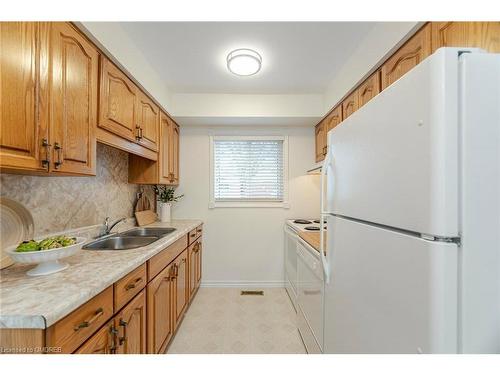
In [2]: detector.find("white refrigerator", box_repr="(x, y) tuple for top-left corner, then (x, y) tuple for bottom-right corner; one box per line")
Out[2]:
(320, 48), (500, 354)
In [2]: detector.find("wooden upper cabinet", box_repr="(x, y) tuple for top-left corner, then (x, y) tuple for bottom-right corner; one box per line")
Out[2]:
(49, 22), (98, 176)
(98, 57), (137, 142)
(115, 290), (147, 354)
(326, 105), (342, 132)
(136, 91), (159, 152)
(0, 22), (49, 173)
(147, 262), (174, 354)
(128, 111), (179, 185)
(168, 119), (180, 185)
(381, 24), (431, 90)
(342, 90), (359, 120)
(358, 70), (381, 108)
(158, 112), (172, 184)
(314, 121), (327, 162)
(431, 22), (500, 53)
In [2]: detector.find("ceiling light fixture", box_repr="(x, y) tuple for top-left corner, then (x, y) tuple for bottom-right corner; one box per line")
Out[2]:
(226, 48), (262, 76)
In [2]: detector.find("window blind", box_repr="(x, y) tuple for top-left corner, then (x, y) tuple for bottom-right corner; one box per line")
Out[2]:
(213, 139), (284, 201)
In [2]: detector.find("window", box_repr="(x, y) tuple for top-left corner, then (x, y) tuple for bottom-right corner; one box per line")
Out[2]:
(209, 135), (289, 208)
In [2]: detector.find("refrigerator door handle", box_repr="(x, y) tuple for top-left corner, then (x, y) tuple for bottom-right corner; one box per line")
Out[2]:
(320, 151), (333, 283)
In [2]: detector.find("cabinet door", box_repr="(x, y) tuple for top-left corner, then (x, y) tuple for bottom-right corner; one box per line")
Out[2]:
(49, 22), (98, 175)
(98, 57), (137, 142)
(358, 70), (381, 108)
(75, 322), (115, 354)
(0, 22), (49, 173)
(137, 91), (159, 152)
(115, 290), (147, 354)
(342, 89), (359, 120)
(147, 262), (174, 354)
(381, 24), (431, 90)
(195, 238), (202, 289)
(431, 22), (500, 53)
(326, 105), (342, 132)
(188, 241), (198, 301)
(168, 120), (180, 185)
(158, 112), (172, 184)
(314, 121), (326, 162)
(173, 249), (188, 329)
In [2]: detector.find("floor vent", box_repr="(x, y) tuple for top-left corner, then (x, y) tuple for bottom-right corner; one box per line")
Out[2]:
(240, 290), (264, 296)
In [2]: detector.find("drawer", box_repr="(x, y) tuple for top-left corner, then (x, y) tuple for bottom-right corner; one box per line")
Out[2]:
(114, 264), (147, 311)
(188, 225), (203, 245)
(148, 236), (188, 281)
(46, 286), (113, 353)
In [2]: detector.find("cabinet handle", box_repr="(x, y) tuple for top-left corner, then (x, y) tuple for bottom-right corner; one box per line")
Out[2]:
(54, 142), (63, 169)
(136, 126), (142, 140)
(124, 277), (143, 291)
(118, 319), (127, 346)
(197, 229), (202, 233)
(110, 326), (118, 353)
(41, 138), (51, 171)
(74, 307), (104, 331)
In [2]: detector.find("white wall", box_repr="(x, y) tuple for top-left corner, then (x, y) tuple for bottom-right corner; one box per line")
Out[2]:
(323, 22), (420, 113)
(79, 22), (173, 110)
(172, 125), (320, 287)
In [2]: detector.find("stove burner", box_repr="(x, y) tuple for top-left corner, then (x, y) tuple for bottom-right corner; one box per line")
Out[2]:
(294, 219), (312, 224)
(313, 220), (326, 224)
(304, 226), (320, 231)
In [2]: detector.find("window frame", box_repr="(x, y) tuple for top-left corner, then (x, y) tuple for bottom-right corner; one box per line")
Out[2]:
(209, 135), (289, 209)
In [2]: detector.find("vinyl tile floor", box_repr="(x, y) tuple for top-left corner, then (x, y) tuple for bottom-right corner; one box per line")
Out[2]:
(167, 288), (306, 354)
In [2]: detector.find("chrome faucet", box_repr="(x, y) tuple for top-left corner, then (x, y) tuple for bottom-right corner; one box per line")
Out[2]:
(100, 217), (127, 237)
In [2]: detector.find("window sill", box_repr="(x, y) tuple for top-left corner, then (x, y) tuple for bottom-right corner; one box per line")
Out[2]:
(209, 201), (290, 209)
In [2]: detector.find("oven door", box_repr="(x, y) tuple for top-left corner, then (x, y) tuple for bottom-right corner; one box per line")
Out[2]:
(297, 238), (324, 353)
(284, 225), (298, 310)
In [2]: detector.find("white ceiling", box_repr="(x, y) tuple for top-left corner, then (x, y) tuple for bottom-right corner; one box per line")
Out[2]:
(118, 22), (377, 95)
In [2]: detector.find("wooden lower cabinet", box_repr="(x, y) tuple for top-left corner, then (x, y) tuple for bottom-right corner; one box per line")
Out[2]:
(173, 249), (188, 329)
(114, 290), (147, 354)
(147, 262), (175, 354)
(188, 236), (202, 300)
(1, 228), (203, 355)
(75, 322), (115, 354)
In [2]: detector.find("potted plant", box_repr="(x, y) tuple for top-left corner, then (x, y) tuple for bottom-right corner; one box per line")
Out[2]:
(152, 185), (184, 222)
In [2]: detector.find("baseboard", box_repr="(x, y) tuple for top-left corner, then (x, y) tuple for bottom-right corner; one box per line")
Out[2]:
(200, 280), (285, 288)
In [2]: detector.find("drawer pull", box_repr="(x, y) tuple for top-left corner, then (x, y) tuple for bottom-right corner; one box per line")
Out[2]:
(74, 307), (104, 331)
(124, 277), (143, 291)
(190, 233), (196, 237)
(197, 229), (202, 233)
(118, 319), (127, 346)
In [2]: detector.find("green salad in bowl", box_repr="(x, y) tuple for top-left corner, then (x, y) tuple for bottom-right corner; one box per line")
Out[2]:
(16, 235), (77, 252)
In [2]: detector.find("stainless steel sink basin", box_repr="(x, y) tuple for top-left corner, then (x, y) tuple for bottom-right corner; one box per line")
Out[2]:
(119, 227), (176, 237)
(83, 236), (159, 250)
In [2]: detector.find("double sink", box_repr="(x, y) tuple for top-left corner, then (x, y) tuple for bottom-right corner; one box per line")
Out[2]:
(83, 227), (176, 250)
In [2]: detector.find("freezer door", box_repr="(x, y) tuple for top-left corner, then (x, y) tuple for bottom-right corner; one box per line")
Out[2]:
(324, 215), (458, 353)
(326, 48), (464, 237)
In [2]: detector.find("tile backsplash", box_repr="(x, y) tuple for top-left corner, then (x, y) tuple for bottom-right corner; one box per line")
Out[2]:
(0, 143), (154, 237)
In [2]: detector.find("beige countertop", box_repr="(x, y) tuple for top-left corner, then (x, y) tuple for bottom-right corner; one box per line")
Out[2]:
(0, 219), (202, 329)
(299, 231), (321, 252)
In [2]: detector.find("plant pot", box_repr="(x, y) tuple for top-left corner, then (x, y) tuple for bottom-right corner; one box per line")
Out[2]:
(158, 202), (171, 222)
